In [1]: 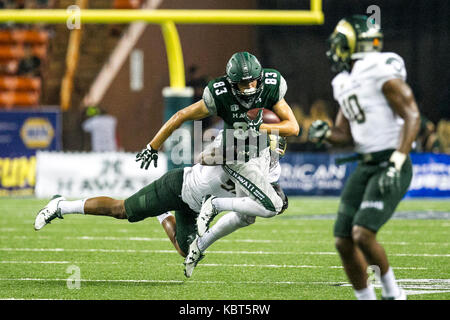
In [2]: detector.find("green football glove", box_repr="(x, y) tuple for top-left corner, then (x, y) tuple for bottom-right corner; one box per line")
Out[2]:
(378, 151), (406, 195)
(308, 120), (331, 146)
(136, 144), (158, 170)
(378, 163), (401, 195)
(245, 109), (264, 132)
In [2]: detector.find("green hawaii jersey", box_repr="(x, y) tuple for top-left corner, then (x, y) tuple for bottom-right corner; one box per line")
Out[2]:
(203, 68), (287, 160)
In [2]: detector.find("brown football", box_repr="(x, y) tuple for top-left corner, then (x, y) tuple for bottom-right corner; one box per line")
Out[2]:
(246, 108), (280, 124)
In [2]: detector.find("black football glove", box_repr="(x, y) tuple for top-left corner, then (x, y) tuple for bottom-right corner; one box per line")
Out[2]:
(308, 120), (330, 146)
(245, 109), (264, 132)
(136, 144), (158, 170)
(378, 162), (401, 196)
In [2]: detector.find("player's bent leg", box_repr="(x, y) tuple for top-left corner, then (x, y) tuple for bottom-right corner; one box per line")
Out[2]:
(334, 204), (376, 299)
(335, 237), (371, 292)
(84, 197), (127, 219)
(212, 197), (278, 218)
(174, 210), (198, 257)
(186, 212), (256, 278)
(157, 212), (186, 258)
(124, 168), (187, 223)
(351, 225), (389, 273)
(34, 195), (126, 231)
(349, 159), (412, 300)
(197, 211), (255, 252)
(197, 195), (278, 236)
(352, 225), (404, 299)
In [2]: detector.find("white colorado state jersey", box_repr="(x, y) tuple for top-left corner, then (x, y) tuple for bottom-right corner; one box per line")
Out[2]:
(331, 52), (407, 154)
(181, 162), (281, 213)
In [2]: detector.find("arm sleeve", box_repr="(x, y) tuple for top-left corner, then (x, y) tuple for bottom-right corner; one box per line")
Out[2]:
(202, 86), (217, 116)
(278, 75), (288, 101)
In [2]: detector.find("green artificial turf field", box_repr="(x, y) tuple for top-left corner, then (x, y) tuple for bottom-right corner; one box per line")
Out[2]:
(0, 196), (448, 300)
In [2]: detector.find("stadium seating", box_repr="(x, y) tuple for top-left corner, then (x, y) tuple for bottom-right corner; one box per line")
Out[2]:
(0, 91), (40, 108)
(0, 76), (41, 91)
(0, 29), (48, 107)
(0, 29), (49, 45)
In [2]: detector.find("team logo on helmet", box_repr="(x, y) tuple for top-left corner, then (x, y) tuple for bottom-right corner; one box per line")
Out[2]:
(327, 14), (383, 72)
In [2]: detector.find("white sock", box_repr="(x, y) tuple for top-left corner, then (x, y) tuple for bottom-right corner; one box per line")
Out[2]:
(354, 285), (377, 300)
(59, 199), (86, 215)
(380, 267), (400, 298)
(197, 211), (250, 252)
(212, 197), (276, 218)
(156, 212), (173, 224)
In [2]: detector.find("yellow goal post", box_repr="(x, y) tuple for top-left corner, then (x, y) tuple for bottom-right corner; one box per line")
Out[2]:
(0, 1), (323, 90)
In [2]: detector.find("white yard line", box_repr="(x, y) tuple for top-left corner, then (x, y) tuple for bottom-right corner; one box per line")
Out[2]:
(0, 260), (428, 270)
(169, 263), (426, 270)
(0, 260), (118, 264)
(0, 247), (449, 257)
(2, 235), (450, 247)
(2, 235), (449, 247)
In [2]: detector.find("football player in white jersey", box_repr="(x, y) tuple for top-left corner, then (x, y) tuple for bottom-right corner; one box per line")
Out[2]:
(33, 135), (288, 277)
(308, 15), (420, 300)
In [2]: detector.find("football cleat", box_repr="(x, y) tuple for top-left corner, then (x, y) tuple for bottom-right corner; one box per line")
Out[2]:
(382, 288), (407, 300)
(196, 195), (219, 236)
(183, 235), (204, 278)
(34, 195), (65, 231)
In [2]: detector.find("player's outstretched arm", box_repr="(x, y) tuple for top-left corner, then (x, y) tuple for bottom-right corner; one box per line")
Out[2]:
(382, 78), (420, 158)
(308, 109), (353, 146)
(327, 109), (353, 145)
(260, 99), (300, 137)
(149, 100), (211, 150)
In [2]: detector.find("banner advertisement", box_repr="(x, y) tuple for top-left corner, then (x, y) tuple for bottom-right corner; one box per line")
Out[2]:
(408, 153), (450, 198)
(0, 108), (61, 196)
(279, 152), (450, 198)
(279, 153), (357, 196)
(35, 152), (167, 199)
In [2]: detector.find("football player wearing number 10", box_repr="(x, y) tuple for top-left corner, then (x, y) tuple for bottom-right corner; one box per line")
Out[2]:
(308, 15), (420, 300)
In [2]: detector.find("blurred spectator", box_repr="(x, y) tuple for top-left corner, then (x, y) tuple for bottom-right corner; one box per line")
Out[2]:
(0, 60), (19, 75)
(186, 64), (210, 128)
(187, 65), (208, 101)
(17, 45), (41, 76)
(310, 99), (333, 125)
(414, 116), (441, 153)
(82, 106), (119, 152)
(437, 120), (450, 154)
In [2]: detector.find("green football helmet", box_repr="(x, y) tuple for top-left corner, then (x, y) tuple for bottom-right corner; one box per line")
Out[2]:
(226, 52), (264, 103)
(326, 15), (383, 72)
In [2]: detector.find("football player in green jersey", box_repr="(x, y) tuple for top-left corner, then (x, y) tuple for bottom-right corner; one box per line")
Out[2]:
(136, 52), (299, 276)
(308, 15), (420, 300)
